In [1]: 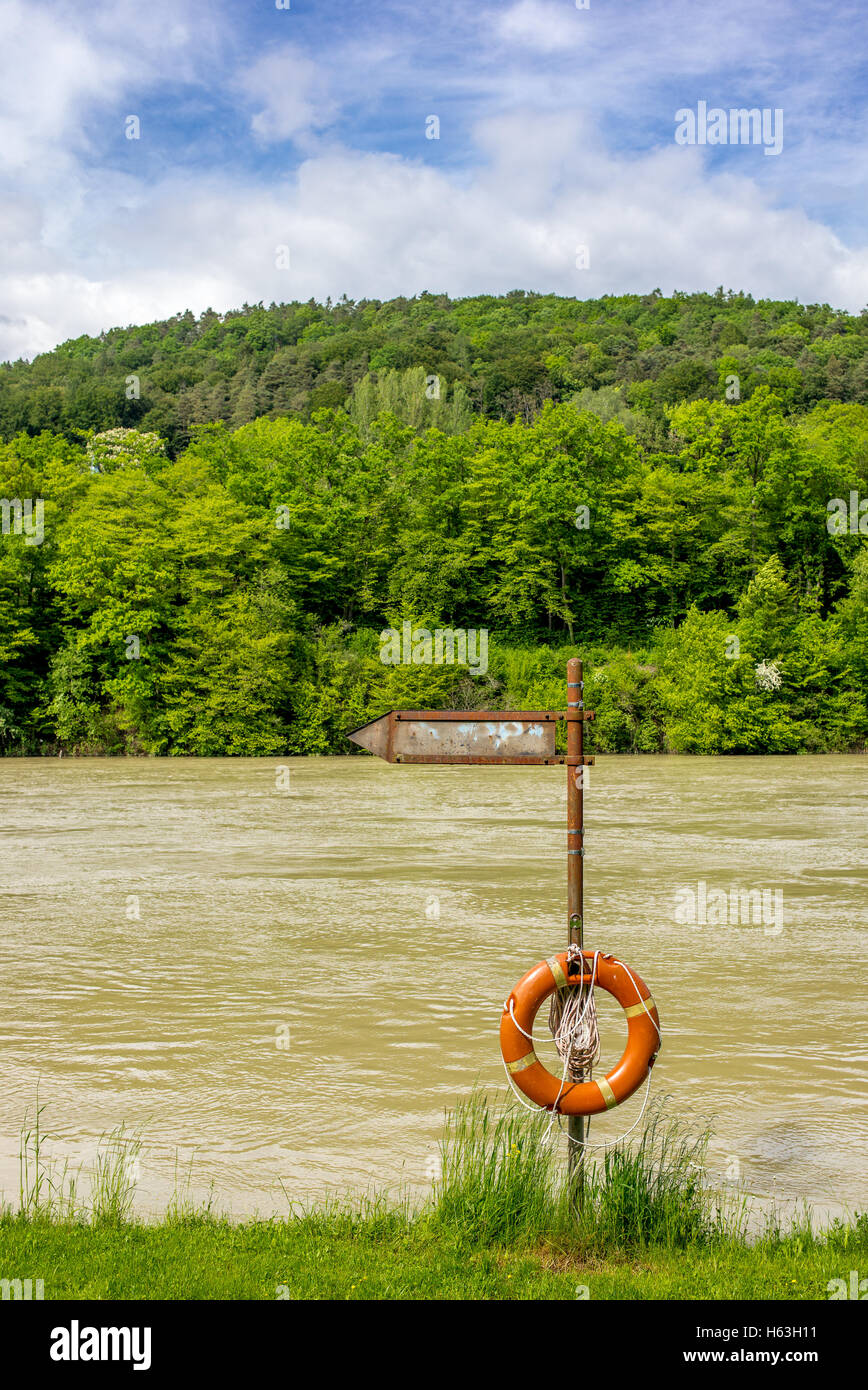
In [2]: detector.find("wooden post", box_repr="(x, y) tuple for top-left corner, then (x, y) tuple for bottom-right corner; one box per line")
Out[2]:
(566, 657), (585, 1196)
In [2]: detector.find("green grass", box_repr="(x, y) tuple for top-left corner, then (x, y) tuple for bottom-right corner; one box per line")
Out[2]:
(2, 1213), (863, 1301)
(1, 1093), (865, 1300)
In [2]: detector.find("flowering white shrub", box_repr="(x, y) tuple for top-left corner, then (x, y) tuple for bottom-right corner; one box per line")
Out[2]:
(754, 660), (782, 692)
(87, 428), (166, 474)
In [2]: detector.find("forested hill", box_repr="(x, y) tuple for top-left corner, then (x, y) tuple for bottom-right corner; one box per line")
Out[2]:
(0, 289), (867, 758)
(4, 288), (868, 453)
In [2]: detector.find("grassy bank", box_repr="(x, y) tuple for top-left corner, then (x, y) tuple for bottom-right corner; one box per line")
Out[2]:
(1, 1097), (864, 1301)
(2, 1215), (861, 1301)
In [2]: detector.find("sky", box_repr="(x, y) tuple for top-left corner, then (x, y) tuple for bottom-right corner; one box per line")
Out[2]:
(0, 0), (866, 361)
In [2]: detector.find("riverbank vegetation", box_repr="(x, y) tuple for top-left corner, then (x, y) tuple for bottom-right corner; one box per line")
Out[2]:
(1, 1096), (864, 1300)
(1, 291), (867, 757)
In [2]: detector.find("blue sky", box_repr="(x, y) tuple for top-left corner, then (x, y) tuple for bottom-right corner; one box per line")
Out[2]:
(1, 0), (866, 359)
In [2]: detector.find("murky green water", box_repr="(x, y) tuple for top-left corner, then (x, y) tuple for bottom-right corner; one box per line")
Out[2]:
(0, 756), (865, 1219)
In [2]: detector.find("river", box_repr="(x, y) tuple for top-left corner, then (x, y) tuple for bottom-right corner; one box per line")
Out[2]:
(0, 755), (865, 1220)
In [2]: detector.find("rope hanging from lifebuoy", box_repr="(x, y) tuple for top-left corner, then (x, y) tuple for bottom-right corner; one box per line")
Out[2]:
(500, 947), (661, 1117)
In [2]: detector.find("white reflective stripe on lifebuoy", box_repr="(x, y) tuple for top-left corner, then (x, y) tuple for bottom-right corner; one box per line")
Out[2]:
(596, 1077), (618, 1110)
(507, 1051), (538, 1075)
(546, 956), (567, 989)
(623, 994), (656, 1018)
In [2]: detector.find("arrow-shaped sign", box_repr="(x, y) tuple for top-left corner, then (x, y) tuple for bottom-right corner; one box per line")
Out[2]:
(348, 708), (594, 765)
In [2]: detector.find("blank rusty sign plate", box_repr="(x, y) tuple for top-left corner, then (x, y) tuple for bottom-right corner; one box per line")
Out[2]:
(348, 710), (562, 764)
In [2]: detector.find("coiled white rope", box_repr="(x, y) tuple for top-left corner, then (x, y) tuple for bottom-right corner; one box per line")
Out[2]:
(549, 946), (601, 1082)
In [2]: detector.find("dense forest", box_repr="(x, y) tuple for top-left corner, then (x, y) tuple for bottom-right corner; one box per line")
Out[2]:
(5, 287), (868, 453)
(0, 289), (866, 756)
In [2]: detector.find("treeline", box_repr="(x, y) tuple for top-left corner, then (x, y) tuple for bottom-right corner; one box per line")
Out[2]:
(0, 376), (866, 755)
(4, 289), (868, 456)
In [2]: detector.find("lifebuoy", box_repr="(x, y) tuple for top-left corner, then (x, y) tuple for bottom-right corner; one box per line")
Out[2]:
(500, 950), (661, 1116)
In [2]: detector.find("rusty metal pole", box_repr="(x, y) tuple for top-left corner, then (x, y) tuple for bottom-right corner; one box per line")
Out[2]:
(566, 657), (585, 1196)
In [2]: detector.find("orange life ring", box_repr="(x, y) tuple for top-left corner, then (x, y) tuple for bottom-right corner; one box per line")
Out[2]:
(500, 950), (661, 1116)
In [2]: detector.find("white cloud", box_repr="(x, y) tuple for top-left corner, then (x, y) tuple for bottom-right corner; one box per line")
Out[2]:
(4, 106), (868, 362)
(0, 0), (225, 176)
(0, 0), (124, 174)
(238, 46), (339, 143)
(2, 2), (868, 360)
(493, 0), (589, 55)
